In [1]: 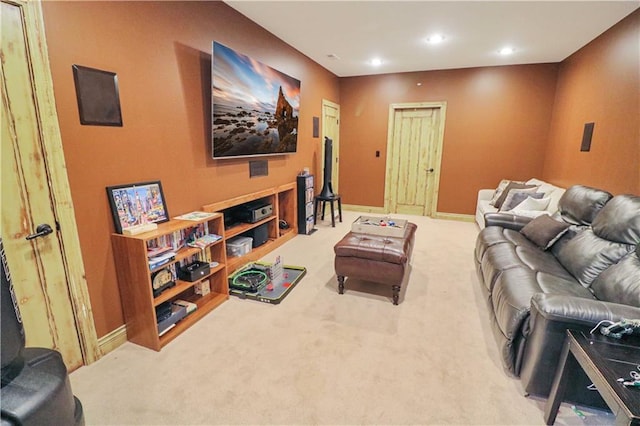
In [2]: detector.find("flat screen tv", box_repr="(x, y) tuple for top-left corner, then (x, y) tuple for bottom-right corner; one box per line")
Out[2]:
(211, 41), (301, 159)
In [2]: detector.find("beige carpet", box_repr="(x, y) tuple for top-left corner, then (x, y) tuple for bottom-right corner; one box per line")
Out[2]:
(71, 211), (613, 425)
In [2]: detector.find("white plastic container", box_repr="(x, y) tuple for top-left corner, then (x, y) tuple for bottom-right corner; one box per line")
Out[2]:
(226, 236), (253, 257)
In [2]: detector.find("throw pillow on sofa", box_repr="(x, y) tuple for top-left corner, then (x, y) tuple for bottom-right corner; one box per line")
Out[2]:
(509, 195), (551, 212)
(499, 191), (545, 211)
(494, 182), (538, 209)
(489, 179), (516, 206)
(518, 196), (550, 211)
(520, 214), (570, 250)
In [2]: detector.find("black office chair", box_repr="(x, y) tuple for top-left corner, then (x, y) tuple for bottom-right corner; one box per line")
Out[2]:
(0, 238), (84, 425)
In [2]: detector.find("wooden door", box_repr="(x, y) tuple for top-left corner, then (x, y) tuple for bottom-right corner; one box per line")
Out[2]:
(1, 0), (96, 369)
(321, 100), (340, 193)
(385, 103), (446, 216)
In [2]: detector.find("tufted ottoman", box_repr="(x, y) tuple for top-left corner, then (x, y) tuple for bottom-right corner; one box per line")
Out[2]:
(333, 222), (417, 305)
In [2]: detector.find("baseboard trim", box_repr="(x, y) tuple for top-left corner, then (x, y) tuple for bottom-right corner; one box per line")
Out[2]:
(342, 204), (387, 214)
(342, 205), (474, 222)
(98, 325), (127, 356)
(434, 212), (475, 222)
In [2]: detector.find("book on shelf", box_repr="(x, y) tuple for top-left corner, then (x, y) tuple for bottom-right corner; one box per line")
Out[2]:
(149, 251), (176, 270)
(158, 323), (175, 337)
(147, 245), (173, 259)
(174, 211), (217, 221)
(173, 299), (197, 314)
(187, 234), (222, 248)
(171, 229), (186, 251)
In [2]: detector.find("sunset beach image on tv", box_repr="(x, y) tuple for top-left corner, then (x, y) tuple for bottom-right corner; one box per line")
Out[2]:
(212, 41), (301, 158)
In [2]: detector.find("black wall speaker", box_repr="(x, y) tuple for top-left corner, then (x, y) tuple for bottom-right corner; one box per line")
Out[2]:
(580, 122), (595, 152)
(249, 160), (268, 177)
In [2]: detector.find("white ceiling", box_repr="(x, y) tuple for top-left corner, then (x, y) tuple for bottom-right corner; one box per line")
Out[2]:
(225, 1), (639, 77)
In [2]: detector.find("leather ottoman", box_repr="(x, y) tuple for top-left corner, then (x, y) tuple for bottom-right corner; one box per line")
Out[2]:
(333, 222), (417, 304)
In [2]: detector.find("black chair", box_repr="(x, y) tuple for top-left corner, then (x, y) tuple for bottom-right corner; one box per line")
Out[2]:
(1, 238), (84, 425)
(314, 193), (343, 227)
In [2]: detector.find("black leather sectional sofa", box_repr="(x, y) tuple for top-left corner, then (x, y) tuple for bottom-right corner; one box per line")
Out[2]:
(474, 185), (640, 406)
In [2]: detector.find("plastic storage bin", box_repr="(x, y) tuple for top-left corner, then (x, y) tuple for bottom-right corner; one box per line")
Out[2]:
(226, 236), (253, 257)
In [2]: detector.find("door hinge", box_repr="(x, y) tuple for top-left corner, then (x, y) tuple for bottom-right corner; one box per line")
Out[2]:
(55, 221), (61, 231)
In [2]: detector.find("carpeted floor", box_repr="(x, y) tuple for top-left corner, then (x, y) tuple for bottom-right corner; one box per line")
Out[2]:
(70, 211), (614, 425)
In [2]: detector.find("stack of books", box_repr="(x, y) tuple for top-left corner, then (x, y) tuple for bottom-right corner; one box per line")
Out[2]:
(187, 234), (222, 249)
(148, 247), (176, 270)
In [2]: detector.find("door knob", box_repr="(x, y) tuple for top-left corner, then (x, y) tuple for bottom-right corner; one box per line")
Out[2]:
(426, 168), (434, 173)
(25, 224), (54, 241)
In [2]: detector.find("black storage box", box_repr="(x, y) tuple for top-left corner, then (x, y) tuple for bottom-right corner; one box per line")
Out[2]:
(178, 261), (210, 282)
(242, 222), (269, 248)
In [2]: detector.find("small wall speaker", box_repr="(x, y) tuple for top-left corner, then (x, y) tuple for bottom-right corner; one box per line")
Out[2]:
(580, 122), (595, 152)
(249, 160), (268, 178)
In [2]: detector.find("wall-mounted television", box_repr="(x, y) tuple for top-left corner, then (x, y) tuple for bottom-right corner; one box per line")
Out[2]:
(211, 41), (301, 159)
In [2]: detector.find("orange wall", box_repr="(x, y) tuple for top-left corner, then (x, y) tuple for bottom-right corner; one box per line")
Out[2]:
(543, 10), (640, 194)
(41, 1), (339, 337)
(41, 2), (637, 339)
(339, 65), (559, 213)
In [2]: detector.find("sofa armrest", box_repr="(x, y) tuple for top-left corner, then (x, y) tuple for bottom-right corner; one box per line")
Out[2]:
(520, 293), (640, 400)
(483, 212), (533, 231)
(531, 293), (640, 326)
(478, 189), (494, 201)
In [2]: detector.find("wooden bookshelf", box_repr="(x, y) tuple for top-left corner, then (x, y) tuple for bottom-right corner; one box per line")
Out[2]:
(111, 183), (298, 351)
(111, 212), (228, 351)
(202, 182), (297, 274)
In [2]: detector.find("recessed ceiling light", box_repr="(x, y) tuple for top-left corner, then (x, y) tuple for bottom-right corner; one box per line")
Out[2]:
(370, 58), (382, 66)
(426, 34), (445, 44)
(499, 47), (515, 55)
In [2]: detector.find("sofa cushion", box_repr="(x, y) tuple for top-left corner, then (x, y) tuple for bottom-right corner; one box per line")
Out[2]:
(491, 268), (594, 340)
(508, 209), (552, 219)
(520, 215), (571, 250)
(549, 224), (583, 258)
(526, 178), (566, 213)
(494, 183), (538, 209)
(590, 250), (640, 307)
(514, 196), (551, 212)
(557, 185), (613, 225)
(480, 243), (523, 292)
(475, 227), (511, 263)
(491, 267), (540, 340)
(556, 229), (635, 288)
(479, 237), (575, 293)
(500, 192), (545, 212)
(591, 194), (640, 245)
(514, 246), (576, 281)
(489, 179), (515, 206)
(536, 272), (596, 298)
(475, 227), (531, 263)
